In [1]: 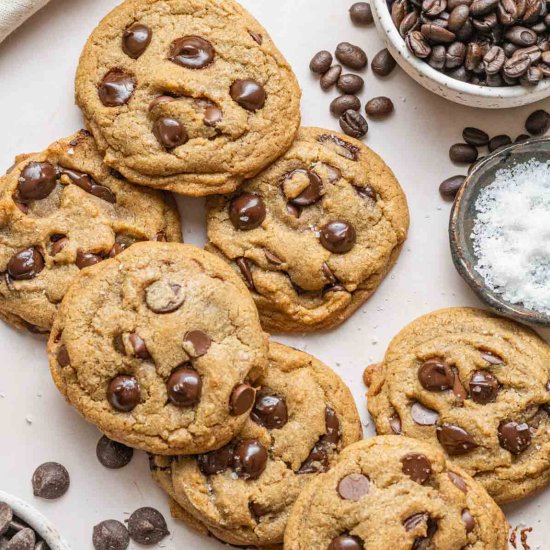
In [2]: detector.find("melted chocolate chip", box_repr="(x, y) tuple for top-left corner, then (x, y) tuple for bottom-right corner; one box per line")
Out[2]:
(235, 257), (255, 290)
(129, 333), (150, 359)
(76, 250), (103, 270)
(404, 512), (429, 531)
(282, 169), (323, 207)
(251, 389), (288, 429)
(411, 402), (439, 425)
(436, 424), (479, 455)
(389, 413), (402, 434)
(418, 359), (454, 391)
(401, 453), (432, 484)
(469, 371), (499, 404)
(355, 184), (376, 200)
(249, 31), (263, 45)
(229, 193), (266, 230)
(7, 247), (44, 280)
(51, 236), (69, 256)
(232, 439), (268, 480)
(322, 406), (341, 445)
(153, 118), (188, 149)
(498, 421), (532, 454)
(318, 134), (359, 161)
(57, 345), (70, 367)
(167, 366), (202, 407)
(198, 445), (233, 476)
(145, 280), (185, 313)
(182, 330), (211, 358)
(320, 221), (356, 254)
(122, 23), (152, 59)
(204, 106), (223, 127)
(127, 507), (169, 545)
(230, 384), (256, 415)
(96, 435), (134, 469)
(448, 471), (468, 493)
(462, 509), (475, 533)
(328, 535), (363, 550)
(32, 462), (70, 499)
(264, 249), (283, 265)
(17, 162), (57, 202)
(98, 69), (136, 107)
(61, 168), (116, 203)
(230, 80), (266, 111)
(169, 36), (215, 69)
(412, 518), (438, 549)
(149, 95), (176, 111)
(107, 375), (140, 412)
(109, 243), (127, 258)
(480, 350), (503, 364)
(337, 473), (370, 500)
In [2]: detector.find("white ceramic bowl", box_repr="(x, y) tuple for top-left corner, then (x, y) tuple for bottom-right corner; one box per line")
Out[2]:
(370, 0), (550, 109)
(0, 491), (71, 549)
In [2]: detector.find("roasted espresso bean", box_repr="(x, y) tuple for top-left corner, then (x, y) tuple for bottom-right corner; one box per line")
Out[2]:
(483, 45), (506, 74)
(392, 0), (408, 27)
(447, 65), (471, 81)
(472, 12), (498, 32)
(517, 45), (542, 64)
(521, 64), (543, 84)
(330, 95), (361, 116)
(365, 96), (394, 118)
(406, 31), (432, 58)
(446, 41), (467, 67)
(505, 25), (538, 46)
(371, 49), (397, 76)
(455, 18), (474, 41)
(503, 52), (531, 78)
(439, 175), (466, 200)
(448, 0), (472, 8)
(525, 109), (550, 134)
(400, 12), (420, 36)
(523, 0), (543, 24)
(423, 0), (448, 16)
(470, 0), (499, 16)
(421, 23), (457, 43)
(320, 65), (342, 90)
(450, 143), (479, 163)
(335, 42), (368, 70)
(428, 45), (447, 69)
(448, 4), (471, 31)
(463, 127), (490, 146)
(497, 0), (518, 24)
(337, 74), (365, 93)
(465, 42), (485, 71)
(339, 110), (369, 138)
(350, 2), (374, 24)
(310, 51), (333, 74)
(488, 134), (512, 151)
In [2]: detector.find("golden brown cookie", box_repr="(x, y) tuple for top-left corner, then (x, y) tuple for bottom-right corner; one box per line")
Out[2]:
(284, 436), (509, 550)
(151, 342), (362, 547)
(0, 130), (181, 333)
(206, 127), (409, 333)
(75, 0), (301, 196)
(366, 307), (550, 504)
(48, 242), (268, 455)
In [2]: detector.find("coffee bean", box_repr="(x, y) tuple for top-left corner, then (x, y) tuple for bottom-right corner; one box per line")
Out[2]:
(335, 42), (368, 70)
(93, 519), (130, 550)
(96, 436), (133, 469)
(182, 330), (211, 358)
(107, 375), (140, 412)
(428, 45), (447, 70)
(320, 220), (356, 253)
(167, 366), (202, 407)
(233, 439), (268, 480)
(310, 51), (333, 74)
(498, 421), (532, 454)
(505, 25), (538, 46)
(411, 402), (439, 425)
(329, 535), (363, 550)
(436, 424), (479, 455)
(98, 69), (136, 107)
(515, 133), (530, 142)
(337, 74), (364, 94)
(145, 280), (185, 313)
(525, 109), (550, 135)
(338, 473), (370, 500)
(522, 65), (543, 85)
(463, 127), (490, 146)
(169, 36), (215, 69)
(251, 390), (288, 429)
(371, 49), (397, 76)
(446, 41), (467, 67)
(320, 65), (342, 90)
(401, 453), (432, 484)
(470, 0), (499, 16)
(439, 175), (466, 200)
(504, 52), (531, 78)
(127, 507), (169, 545)
(230, 80), (266, 111)
(330, 95), (361, 117)
(17, 162), (57, 202)
(421, 23), (456, 43)
(450, 143), (479, 163)
(484, 45), (506, 75)
(350, 2), (374, 24)
(488, 134), (512, 151)
(229, 193), (266, 230)
(122, 23), (152, 59)
(198, 445), (233, 475)
(448, 4), (471, 31)
(7, 247), (44, 280)
(418, 359), (455, 391)
(32, 462), (70, 499)
(392, 0), (408, 27)
(365, 96), (394, 118)
(406, 31), (432, 58)
(340, 110), (369, 138)
(447, 65), (471, 81)
(230, 384), (256, 415)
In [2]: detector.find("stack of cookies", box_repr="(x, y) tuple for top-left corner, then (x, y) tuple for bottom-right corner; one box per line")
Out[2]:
(3, 0), (545, 548)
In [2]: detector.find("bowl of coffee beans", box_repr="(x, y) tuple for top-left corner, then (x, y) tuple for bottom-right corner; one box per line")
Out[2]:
(370, 0), (550, 107)
(0, 491), (71, 549)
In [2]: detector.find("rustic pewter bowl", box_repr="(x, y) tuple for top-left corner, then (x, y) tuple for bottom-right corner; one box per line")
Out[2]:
(450, 135), (550, 327)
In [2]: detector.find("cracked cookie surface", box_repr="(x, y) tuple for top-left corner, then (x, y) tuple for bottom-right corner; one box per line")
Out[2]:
(75, 0), (301, 196)
(206, 127), (409, 333)
(0, 130), (181, 333)
(365, 307), (550, 504)
(48, 242), (268, 455)
(284, 436), (508, 550)
(151, 342), (362, 547)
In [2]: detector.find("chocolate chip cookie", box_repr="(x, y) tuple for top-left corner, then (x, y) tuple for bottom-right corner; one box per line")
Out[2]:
(284, 436), (509, 550)
(75, 0), (301, 196)
(0, 130), (181, 333)
(150, 342), (362, 547)
(365, 307), (550, 504)
(206, 127), (409, 332)
(48, 242), (268, 455)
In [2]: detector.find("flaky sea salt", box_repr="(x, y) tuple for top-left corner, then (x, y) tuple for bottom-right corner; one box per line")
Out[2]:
(471, 159), (550, 316)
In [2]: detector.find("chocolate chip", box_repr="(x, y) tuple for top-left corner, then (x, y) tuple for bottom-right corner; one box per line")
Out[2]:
(251, 389), (288, 429)
(480, 350), (503, 364)
(401, 453), (432, 484)
(32, 462), (70, 499)
(149, 95), (176, 111)
(126, 333), (149, 360)
(204, 106), (223, 127)
(412, 518), (438, 549)
(57, 345), (70, 367)
(168, 36), (215, 69)
(320, 221), (356, 254)
(96, 436), (134, 469)
(339, 110), (369, 138)
(249, 31), (263, 45)
(469, 371), (499, 404)
(404, 512), (429, 531)
(76, 250), (103, 270)
(318, 134), (359, 161)
(371, 49), (397, 76)
(93, 519), (130, 550)
(233, 439), (268, 480)
(310, 51), (333, 74)
(462, 509), (475, 533)
(198, 445), (233, 476)
(51, 236), (69, 256)
(411, 402), (439, 425)
(60, 168), (116, 203)
(230, 80), (266, 111)
(418, 359), (454, 391)
(127, 507), (169, 545)
(498, 420), (532, 454)
(264, 249), (283, 264)
(0, 503), (12, 536)
(122, 23), (152, 59)
(451, 370), (468, 402)
(98, 69), (136, 107)
(448, 471), (468, 492)
(107, 375), (140, 412)
(6, 528), (35, 549)
(182, 330), (211, 358)
(145, 280), (185, 313)
(439, 175), (466, 201)
(17, 162), (56, 202)
(325, 165), (342, 183)
(389, 413), (402, 434)
(229, 193), (266, 230)
(167, 366), (202, 407)
(230, 384), (256, 415)
(320, 65), (343, 90)
(328, 535), (364, 550)
(335, 42), (368, 70)
(436, 424), (479, 455)
(153, 118), (188, 149)
(322, 406), (341, 446)
(337, 473), (370, 500)
(282, 169), (323, 207)
(350, 2), (374, 25)
(7, 248), (44, 280)
(236, 257), (255, 290)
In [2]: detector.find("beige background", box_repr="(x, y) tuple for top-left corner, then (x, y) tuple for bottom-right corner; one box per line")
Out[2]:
(0, 0), (549, 547)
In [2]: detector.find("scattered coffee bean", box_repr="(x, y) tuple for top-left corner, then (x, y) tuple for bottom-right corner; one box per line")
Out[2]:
(449, 143), (479, 163)
(337, 74), (364, 94)
(439, 175), (466, 200)
(32, 462), (70, 499)
(330, 95), (361, 117)
(93, 520), (130, 550)
(127, 507), (169, 545)
(320, 65), (342, 90)
(462, 127), (489, 147)
(515, 134), (531, 142)
(365, 96), (394, 118)
(350, 2), (374, 25)
(525, 109), (550, 135)
(96, 436), (134, 469)
(335, 42), (368, 70)
(340, 110), (369, 138)
(371, 48), (397, 76)
(310, 50), (333, 74)
(488, 134), (512, 152)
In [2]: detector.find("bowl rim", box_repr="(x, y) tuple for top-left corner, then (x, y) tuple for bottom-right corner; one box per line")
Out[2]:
(449, 135), (550, 327)
(370, 0), (550, 99)
(0, 490), (71, 549)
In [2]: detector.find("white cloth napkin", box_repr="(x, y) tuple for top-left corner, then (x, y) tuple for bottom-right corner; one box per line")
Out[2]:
(0, 0), (51, 44)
